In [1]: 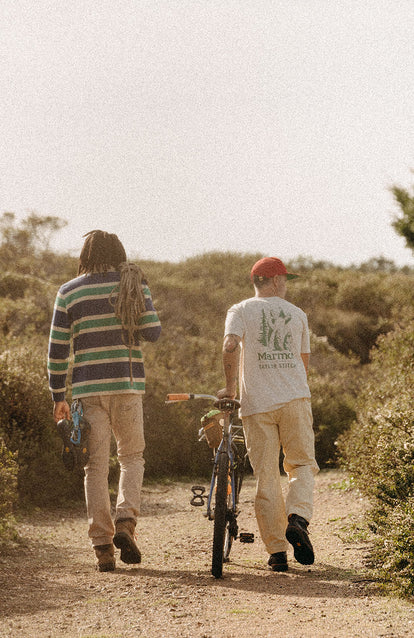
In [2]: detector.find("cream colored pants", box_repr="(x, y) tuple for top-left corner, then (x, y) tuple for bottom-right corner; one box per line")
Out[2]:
(242, 398), (319, 554)
(82, 394), (145, 547)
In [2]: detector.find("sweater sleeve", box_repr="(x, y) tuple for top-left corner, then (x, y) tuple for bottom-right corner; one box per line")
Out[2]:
(47, 290), (71, 402)
(137, 283), (161, 343)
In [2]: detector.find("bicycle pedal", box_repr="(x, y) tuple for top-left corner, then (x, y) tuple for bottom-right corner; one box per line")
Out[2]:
(239, 532), (255, 543)
(190, 485), (206, 507)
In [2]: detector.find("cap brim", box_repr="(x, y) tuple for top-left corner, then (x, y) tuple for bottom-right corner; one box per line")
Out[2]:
(287, 273), (300, 280)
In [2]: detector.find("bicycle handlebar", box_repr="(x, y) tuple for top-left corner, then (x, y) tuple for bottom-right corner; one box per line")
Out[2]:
(165, 393), (218, 403)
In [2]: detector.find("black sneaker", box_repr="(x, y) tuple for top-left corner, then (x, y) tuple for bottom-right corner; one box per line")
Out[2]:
(286, 514), (314, 565)
(268, 551), (288, 572)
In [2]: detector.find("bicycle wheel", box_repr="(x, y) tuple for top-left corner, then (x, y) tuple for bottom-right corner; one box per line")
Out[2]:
(223, 452), (242, 562)
(223, 498), (238, 562)
(212, 451), (230, 578)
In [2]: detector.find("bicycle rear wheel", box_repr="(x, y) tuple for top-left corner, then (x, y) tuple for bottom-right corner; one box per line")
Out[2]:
(212, 451), (230, 578)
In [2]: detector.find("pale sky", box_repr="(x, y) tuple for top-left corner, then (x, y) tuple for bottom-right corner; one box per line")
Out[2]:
(1, 0), (414, 267)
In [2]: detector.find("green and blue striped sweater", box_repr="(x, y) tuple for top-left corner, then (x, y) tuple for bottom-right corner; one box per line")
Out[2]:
(48, 271), (161, 402)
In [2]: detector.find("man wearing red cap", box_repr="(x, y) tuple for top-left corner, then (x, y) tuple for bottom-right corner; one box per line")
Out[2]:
(218, 257), (318, 572)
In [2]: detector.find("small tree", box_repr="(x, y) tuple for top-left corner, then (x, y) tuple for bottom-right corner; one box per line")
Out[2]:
(391, 178), (414, 252)
(0, 212), (67, 271)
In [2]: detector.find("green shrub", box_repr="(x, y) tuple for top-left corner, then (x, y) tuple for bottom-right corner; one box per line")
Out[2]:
(290, 268), (414, 363)
(0, 277), (56, 338)
(0, 438), (18, 543)
(338, 321), (414, 596)
(143, 349), (223, 479)
(310, 375), (357, 467)
(334, 273), (393, 317)
(308, 334), (360, 467)
(315, 308), (391, 364)
(1, 250), (411, 509)
(0, 272), (29, 299)
(368, 496), (414, 596)
(0, 346), (83, 506)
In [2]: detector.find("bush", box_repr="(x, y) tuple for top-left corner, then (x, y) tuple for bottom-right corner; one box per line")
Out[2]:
(0, 438), (18, 543)
(0, 346), (83, 506)
(338, 321), (414, 596)
(0, 272), (29, 299)
(290, 268), (414, 363)
(0, 277), (56, 338)
(143, 345), (224, 479)
(315, 309), (391, 364)
(368, 496), (414, 596)
(1, 250), (411, 508)
(308, 333), (360, 467)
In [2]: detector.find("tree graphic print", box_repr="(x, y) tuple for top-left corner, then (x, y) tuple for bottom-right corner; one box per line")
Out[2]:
(258, 309), (293, 351)
(258, 310), (269, 346)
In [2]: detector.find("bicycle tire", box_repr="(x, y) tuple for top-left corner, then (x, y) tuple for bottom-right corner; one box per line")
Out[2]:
(212, 451), (230, 578)
(223, 494), (238, 563)
(223, 453), (243, 562)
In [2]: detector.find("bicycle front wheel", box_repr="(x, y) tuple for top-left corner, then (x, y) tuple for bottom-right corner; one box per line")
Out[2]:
(223, 457), (242, 562)
(223, 497), (237, 562)
(212, 451), (230, 578)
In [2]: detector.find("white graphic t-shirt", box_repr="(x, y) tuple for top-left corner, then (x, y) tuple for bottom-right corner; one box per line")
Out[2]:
(225, 296), (311, 417)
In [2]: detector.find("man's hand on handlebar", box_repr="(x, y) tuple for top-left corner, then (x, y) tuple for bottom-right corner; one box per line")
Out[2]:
(217, 387), (237, 400)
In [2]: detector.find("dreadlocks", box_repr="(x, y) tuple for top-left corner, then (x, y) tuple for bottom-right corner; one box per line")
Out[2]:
(78, 230), (127, 275)
(110, 262), (147, 341)
(109, 262), (147, 383)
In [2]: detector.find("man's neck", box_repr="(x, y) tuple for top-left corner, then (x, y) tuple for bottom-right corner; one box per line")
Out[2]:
(255, 284), (286, 299)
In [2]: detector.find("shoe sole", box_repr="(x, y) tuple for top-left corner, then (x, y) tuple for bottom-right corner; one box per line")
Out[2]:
(113, 532), (142, 564)
(286, 526), (314, 565)
(269, 563), (289, 572)
(97, 561), (116, 572)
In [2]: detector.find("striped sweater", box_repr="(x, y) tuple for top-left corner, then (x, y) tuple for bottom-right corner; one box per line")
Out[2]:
(47, 271), (161, 402)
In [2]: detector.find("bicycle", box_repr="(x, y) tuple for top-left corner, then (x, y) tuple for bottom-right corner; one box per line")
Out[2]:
(165, 393), (254, 578)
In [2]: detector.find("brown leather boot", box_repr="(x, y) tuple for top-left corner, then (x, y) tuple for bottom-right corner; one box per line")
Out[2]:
(94, 543), (115, 572)
(113, 518), (141, 564)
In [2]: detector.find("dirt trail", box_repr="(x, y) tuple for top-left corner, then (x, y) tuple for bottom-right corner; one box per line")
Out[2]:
(1, 470), (413, 638)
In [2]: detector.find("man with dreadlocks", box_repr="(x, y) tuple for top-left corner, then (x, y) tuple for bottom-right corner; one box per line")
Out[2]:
(48, 230), (161, 571)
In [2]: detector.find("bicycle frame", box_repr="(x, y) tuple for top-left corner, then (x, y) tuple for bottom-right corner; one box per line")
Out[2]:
(166, 393), (252, 578)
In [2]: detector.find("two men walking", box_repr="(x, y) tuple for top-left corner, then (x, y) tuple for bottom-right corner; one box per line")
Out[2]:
(49, 241), (316, 573)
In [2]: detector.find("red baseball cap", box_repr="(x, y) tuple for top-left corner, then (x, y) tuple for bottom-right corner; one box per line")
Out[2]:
(250, 257), (299, 280)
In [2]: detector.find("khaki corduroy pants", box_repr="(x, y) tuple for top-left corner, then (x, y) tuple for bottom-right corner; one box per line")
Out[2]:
(82, 394), (145, 547)
(242, 398), (319, 554)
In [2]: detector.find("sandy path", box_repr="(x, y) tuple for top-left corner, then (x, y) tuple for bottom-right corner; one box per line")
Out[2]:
(1, 470), (413, 637)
